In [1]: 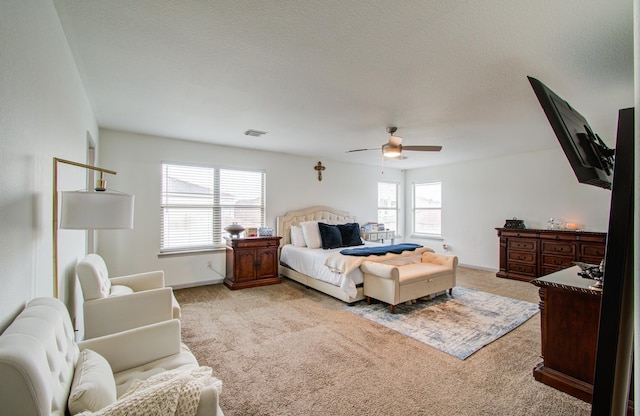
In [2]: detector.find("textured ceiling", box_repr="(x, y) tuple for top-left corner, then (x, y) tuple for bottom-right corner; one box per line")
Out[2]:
(53, 0), (634, 169)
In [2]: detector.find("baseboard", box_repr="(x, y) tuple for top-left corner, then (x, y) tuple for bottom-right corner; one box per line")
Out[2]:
(171, 278), (224, 290)
(458, 263), (498, 273)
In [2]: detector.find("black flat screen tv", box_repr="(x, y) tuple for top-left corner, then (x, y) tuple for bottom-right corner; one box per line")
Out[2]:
(527, 76), (615, 189)
(528, 75), (635, 414)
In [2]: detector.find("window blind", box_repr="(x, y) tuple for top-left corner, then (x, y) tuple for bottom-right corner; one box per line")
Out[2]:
(161, 163), (265, 252)
(413, 181), (442, 235)
(377, 182), (398, 232)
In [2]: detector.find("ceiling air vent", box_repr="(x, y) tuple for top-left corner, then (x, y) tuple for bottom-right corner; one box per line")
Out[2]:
(244, 129), (267, 137)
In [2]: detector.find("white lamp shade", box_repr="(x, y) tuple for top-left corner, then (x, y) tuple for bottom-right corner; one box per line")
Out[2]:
(60, 190), (134, 229)
(382, 144), (402, 158)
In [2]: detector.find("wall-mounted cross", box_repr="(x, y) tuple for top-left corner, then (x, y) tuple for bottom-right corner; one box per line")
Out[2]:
(314, 161), (325, 181)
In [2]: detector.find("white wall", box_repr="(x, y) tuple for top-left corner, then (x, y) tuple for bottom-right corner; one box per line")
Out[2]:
(0, 0), (98, 331)
(97, 129), (403, 288)
(97, 130), (613, 286)
(404, 148), (611, 270)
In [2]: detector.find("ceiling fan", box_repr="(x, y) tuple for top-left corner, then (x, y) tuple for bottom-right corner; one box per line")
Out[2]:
(346, 127), (442, 158)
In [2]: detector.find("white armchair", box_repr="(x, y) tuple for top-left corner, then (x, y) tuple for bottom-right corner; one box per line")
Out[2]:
(0, 297), (223, 416)
(76, 253), (181, 339)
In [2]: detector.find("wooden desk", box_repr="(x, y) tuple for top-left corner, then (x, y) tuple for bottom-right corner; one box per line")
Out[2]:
(531, 267), (633, 413)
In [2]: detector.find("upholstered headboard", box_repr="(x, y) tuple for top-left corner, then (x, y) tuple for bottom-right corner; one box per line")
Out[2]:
(276, 206), (356, 248)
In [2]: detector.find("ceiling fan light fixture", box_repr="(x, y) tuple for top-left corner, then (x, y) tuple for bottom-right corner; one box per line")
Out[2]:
(382, 143), (402, 158)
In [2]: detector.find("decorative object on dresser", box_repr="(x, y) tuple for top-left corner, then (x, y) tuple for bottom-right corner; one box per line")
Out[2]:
(531, 266), (634, 413)
(225, 236), (282, 290)
(495, 228), (606, 282)
(503, 217), (525, 229)
(224, 222), (245, 238)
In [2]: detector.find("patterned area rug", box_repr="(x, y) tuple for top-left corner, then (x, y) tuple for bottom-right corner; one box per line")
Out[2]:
(345, 287), (539, 359)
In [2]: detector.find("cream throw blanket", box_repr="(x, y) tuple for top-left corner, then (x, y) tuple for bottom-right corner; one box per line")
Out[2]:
(79, 366), (222, 416)
(325, 246), (432, 275)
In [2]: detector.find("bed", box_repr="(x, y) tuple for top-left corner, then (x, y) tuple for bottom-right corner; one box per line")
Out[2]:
(277, 206), (366, 303)
(276, 206), (429, 303)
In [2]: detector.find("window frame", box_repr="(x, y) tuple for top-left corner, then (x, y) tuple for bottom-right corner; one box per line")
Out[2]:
(377, 181), (399, 234)
(160, 162), (266, 254)
(411, 181), (442, 238)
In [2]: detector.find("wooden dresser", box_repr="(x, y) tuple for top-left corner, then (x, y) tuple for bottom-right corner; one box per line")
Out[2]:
(224, 236), (282, 290)
(531, 267), (634, 413)
(495, 228), (606, 282)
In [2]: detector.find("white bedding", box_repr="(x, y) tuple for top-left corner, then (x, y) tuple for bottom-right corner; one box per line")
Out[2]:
(280, 241), (382, 298)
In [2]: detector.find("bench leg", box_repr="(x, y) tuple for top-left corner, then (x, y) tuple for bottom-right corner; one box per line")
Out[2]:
(390, 304), (395, 314)
(448, 288), (453, 295)
(366, 296), (371, 305)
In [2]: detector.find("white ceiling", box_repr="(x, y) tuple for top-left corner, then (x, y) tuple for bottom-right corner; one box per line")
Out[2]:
(53, 0), (634, 169)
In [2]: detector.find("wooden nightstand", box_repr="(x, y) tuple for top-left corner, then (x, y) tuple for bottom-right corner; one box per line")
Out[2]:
(224, 236), (282, 290)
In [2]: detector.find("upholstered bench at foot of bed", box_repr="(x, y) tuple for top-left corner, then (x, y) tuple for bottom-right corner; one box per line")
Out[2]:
(361, 252), (458, 313)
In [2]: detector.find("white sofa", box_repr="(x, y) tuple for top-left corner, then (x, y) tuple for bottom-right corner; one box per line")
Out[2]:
(361, 251), (458, 313)
(0, 297), (223, 416)
(77, 253), (181, 339)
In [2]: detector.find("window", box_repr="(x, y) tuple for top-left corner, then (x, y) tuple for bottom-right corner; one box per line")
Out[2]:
(377, 182), (398, 233)
(412, 181), (441, 236)
(160, 163), (265, 252)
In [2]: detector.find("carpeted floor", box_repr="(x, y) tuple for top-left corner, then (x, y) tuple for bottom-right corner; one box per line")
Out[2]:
(175, 267), (591, 416)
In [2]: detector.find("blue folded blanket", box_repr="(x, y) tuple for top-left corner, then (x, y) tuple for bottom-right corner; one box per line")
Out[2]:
(340, 243), (423, 256)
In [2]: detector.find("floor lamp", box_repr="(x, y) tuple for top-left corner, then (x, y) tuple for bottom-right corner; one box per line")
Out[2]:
(53, 157), (135, 298)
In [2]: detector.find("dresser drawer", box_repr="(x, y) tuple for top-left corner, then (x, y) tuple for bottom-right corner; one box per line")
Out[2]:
(541, 254), (574, 268)
(507, 262), (537, 277)
(507, 250), (536, 264)
(541, 241), (576, 256)
(540, 233), (577, 241)
(501, 230), (538, 238)
(234, 239), (279, 248)
(580, 244), (605, 259)
(507, 238), (537, 252)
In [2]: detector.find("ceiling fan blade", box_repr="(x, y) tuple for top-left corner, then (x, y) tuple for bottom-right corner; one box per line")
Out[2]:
(402, 145), (442, 152)
(389, 135), (403, 146)
(345, 148), (379, 153)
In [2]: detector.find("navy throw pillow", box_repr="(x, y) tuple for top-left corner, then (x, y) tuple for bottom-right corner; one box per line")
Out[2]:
(337, 223), (363, 247)
(318, 222), (343, 249)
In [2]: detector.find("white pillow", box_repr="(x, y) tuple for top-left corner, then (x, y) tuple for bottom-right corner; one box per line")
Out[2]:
(68, 349), (117, 415)
(290, 226), (306, 247)
(300, 221), (322, 249)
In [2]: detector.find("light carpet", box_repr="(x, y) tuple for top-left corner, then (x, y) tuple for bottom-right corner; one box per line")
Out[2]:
(345, 287), (540, 359)
(175, 267), (591, 415)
